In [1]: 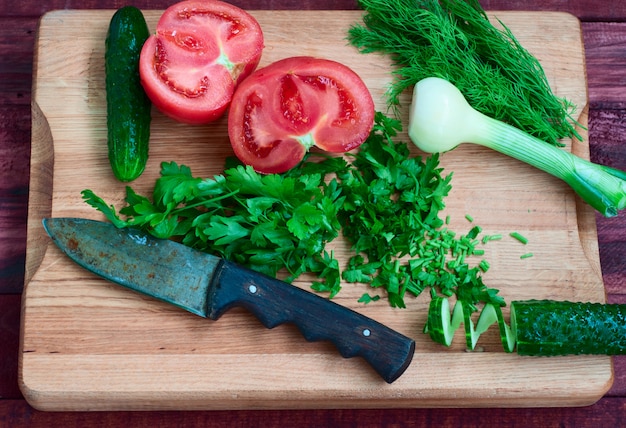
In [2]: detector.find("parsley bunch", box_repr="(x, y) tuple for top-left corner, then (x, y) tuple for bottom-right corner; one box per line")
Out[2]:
(83, 162), (346, 293)
(83, 113), (501, 309)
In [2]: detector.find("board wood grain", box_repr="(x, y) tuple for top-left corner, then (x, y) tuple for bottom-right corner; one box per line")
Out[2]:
(21, 9), (612, 411)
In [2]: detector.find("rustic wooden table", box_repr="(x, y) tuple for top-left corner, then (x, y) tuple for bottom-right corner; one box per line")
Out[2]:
(1, 0), (625, 426)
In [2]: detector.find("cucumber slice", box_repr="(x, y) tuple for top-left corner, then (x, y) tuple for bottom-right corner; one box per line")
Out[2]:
(480, 303), (515, 353)
(424, 296), (462, 346)
(462, 300), (480, 349)
(425, 297), (501, 350)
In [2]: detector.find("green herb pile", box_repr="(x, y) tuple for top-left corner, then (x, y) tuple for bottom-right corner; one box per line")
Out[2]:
(83, 113), (502, 309)
(348, 0), (580, 146)
(83, 157), (346, 294)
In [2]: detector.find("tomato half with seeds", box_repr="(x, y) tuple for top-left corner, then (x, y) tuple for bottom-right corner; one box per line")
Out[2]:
(139, 0), (264, 124)
(227, 56), (376, 174)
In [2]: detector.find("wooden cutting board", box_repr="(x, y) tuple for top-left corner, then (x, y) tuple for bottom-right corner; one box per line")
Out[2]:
(21, 9), (612, 411)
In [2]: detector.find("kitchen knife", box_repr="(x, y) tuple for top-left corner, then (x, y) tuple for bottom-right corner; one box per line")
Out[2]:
(42, 217), (415, 383)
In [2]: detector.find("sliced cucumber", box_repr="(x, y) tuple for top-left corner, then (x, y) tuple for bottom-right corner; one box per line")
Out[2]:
(423, 296), (462, 346)
(425, 297), (513, 351)
(478, 302), (515, 353)
(425, 297), (624, 356)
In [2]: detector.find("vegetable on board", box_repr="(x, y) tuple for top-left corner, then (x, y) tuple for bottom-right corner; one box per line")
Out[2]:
(82, 113), (496, 306)
(326, 113), (494, 309)
(95, 2), (626, 361)
(425, 296), (626, 356)
(139, 0), (264, 124)
(227, 56), (375, 174)
(83, 161), (346, 293)
(348, 0), (580, 147)
(408, 77), (626, 217)
(105, 6), (152, 182)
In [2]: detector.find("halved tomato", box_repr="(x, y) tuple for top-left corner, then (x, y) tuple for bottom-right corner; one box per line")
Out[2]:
(227, 56), (375, 174)
(139, 0), (264, 124)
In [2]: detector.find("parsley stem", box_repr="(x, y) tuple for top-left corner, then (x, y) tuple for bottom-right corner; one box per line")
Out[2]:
(169, 189), (241, 214)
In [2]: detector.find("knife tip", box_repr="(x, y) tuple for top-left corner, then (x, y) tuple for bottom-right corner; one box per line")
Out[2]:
(41, 217), (51, 235)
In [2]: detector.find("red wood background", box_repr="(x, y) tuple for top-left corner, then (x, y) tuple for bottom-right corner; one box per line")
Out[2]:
(2, 0), (626, 426)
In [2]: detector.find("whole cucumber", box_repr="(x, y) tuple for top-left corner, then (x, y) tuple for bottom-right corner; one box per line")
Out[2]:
(105, 6), (151, 182)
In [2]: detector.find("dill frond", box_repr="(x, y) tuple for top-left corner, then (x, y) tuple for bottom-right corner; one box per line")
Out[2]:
(348, 0), (582, 146)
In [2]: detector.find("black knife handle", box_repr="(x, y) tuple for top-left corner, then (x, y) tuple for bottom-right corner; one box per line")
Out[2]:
(207, 260), (415, 383)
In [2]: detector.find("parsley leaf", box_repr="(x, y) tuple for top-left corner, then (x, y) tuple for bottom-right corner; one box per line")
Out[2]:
(358, 293), (381, 304)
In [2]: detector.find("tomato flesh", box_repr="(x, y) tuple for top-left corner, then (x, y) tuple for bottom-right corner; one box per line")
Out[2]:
(139, 0), (264, 124)
(228, 56), (375, 174)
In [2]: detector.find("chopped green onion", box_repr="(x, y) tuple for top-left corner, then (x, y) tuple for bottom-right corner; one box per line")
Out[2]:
(509, 232), (528, 245)
(482, 234), (503, 244)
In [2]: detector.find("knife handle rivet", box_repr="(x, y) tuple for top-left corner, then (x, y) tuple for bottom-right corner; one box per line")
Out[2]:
(248, 284), (258, 294)
(362, 329), (371, 337)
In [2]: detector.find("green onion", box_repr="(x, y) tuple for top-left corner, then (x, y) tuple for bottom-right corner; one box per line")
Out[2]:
(509, 232), (528, 245)
(482, 234), (502, 244)
(408, 77), (626, 217)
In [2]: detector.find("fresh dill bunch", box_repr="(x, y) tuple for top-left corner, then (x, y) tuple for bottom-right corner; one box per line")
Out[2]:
(348, 0), (581, 146)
